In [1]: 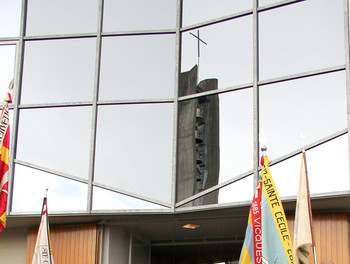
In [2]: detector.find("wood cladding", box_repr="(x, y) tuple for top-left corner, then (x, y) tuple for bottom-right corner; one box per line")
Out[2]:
(26, 224), (100, 264)
(287, 213), (349, 264)
(25, 213), (349, 263)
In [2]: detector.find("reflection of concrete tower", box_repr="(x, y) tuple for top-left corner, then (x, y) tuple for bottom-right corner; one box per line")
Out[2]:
(177, 65), (220, 206)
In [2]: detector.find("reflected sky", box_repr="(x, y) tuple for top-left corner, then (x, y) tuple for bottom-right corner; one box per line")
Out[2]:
(0, 45), (16, 96)
(12, 164), (87, 213)
(260, 71), (347, 160)
(94, 103), (173, 203)
(269, 135), (350, 198)
(92, 187), (168, 211)
(103, 0), (176, 32)
(0, 0), (21, 37)
(259, 0), (284, 6)
(259, 0), (344, 80)
(182, 0), (252, 27)
(16, 107), (92, 179)
(218, 175), (253, 204)
(26, 0), (99, 36)
(182, 15), (253, 90)
(21, 38), (96, 104)
(219, 89), (253, 182)
(99, 35), (175, 100)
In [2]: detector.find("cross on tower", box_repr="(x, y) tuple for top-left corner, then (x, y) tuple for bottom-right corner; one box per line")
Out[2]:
(189, 30), (207, 69)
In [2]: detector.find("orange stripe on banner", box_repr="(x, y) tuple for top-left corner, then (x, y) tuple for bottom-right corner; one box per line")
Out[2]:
(0, 211), (6, 230)
(0, 145), (9, 165)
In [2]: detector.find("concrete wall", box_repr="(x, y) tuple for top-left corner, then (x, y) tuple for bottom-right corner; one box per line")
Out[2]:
(0, 227), (27, 263)
(102, 226), (131, 264)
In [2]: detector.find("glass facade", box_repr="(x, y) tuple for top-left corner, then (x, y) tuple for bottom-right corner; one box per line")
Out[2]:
(0, 0), (349, 214)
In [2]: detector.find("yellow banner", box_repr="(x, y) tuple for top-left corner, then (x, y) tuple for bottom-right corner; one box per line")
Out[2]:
(261, 156), (294, 264)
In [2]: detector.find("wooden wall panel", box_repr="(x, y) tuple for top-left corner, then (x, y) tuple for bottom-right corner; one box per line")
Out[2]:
(287, 213), (349, 264)
(26, 224), (100, 264)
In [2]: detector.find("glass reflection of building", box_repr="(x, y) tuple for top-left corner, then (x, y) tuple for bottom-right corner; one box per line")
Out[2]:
(177, 65), (220, 205)
(0, 0), (349, 263)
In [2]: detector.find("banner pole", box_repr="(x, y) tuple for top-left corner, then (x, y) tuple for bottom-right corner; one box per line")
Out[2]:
(313, 246), (317, 264)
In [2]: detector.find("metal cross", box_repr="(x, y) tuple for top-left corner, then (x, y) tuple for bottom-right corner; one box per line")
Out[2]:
(190, 30), (207, 67)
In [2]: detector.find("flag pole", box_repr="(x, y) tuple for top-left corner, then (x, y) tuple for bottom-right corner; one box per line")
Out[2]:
(45, 189), (53, 264)
(303, 152), (317, 264)
(300, 134), (317, 264)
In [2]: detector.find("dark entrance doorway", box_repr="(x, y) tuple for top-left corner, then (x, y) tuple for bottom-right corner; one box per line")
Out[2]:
(151, 242), (241, 264)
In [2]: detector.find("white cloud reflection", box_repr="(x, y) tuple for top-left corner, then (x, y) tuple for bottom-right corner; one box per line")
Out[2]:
(12, 164), (87, 213)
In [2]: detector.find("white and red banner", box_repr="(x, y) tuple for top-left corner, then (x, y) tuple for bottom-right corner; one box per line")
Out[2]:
(32, 197), (54, 264)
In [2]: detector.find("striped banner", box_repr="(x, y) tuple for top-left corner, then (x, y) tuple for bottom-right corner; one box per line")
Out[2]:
(32, 197), (54, 264)
(0, 93), (11, 232)
(239, 155), (294, 264)
(239, 178), (262, 263)
(261, 155), (294, 264)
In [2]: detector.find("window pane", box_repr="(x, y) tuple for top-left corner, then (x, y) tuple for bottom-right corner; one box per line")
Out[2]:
(103, 0), (176, 32)
(182, 16), (253, 92)
(307, 135), (349, 194)
(0, 0), (21, 37)
(177, 88), (253, 202)
(268, 154), (301, 198)
(259, 0), (281, 6)
(182, 0), (252, 27)
(0, 45), (16, 96)
(269, 135), (349, 198)
(92, 187), (169, 211)
(26, 0), (99, 36)
(259, 0), (345, 80)
(16, 107), (92, 179)
(219, 90), (253, 182)
(179, 175), (254, 207)
(21, 39), (96, 104)
(12, 164), (88, 213)
(260, 71), (347, 160)
(94, 103), (173, 203)
(99, 35), (175, 100)
(219, 175), (253, 204)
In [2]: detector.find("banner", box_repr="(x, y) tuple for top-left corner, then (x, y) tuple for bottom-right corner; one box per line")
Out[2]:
(293, 152), (313, 264)
(239, 178), (262, 263)
(0, 93), (11, 232)
(239, 155), (294, 264)
(32, 197), (54, 264)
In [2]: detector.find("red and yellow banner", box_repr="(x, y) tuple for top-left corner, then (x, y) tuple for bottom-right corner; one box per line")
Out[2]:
(0, 93), (11, 232)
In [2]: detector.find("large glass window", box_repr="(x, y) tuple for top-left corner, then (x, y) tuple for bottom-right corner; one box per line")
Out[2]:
(182, 15), (253, 92)
(99, 35), (176, 100)
(103, 0), (176, 32)
(260, 71), (347, 160)
(182, 0), (252, 27)
(259, 0), (345, 80)
(94, 103), (174, 204)
(178, 175), (254, 208)
(26, 0), (99, 36)
(16, 106), (92, 179)
(177, 88), (253, 203)
(270, 135), (350, 198)
(92, 187), (169, 211)
(5, 0), (350, 215)
(0, 0), (21, 37)
(0, 45), (16, 96)
(12, 164), (88, 213)
(21, 38), (96, 104)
